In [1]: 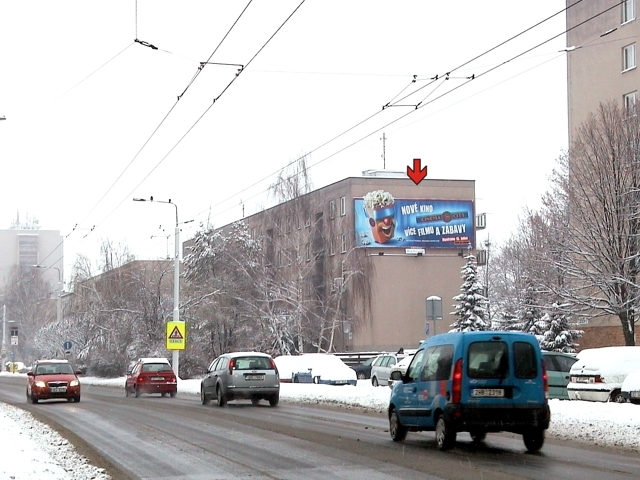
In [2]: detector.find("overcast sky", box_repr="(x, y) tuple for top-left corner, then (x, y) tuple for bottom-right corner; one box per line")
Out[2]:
(0, 1), (568, 283)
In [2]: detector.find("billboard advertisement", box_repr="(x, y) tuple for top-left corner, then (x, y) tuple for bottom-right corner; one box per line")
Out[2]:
(354, 190), (474, 249)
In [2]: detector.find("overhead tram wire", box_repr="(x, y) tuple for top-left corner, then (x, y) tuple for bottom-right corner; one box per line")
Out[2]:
(189, 1), (620, 228)
(73, 0), (571, 239)
(386, 0), (584, 109)
(23, 43), (134, 123)
(73, 0), (256, 232)
(85, 0), (307, 236)
(186, 2), (582, 226)
(48, 0), (610, 267)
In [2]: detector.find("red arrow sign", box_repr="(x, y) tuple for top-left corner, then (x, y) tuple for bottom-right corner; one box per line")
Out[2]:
(407, 158), (427, 185)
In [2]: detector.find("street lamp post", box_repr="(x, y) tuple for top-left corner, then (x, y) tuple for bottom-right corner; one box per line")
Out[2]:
(133, 197), (192, 377)
(34, 265), (62, 323)
(2, 304), (6, 357)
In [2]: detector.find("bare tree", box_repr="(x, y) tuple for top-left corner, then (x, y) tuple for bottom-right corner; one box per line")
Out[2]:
(543, 101), (640, 345)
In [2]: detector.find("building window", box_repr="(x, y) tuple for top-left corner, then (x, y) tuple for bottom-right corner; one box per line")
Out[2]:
(329, 236), (335, 256)
(623, 0), (635, 24)
(18, 235), (38, 267)
(340, 196), (346, 216)
(305, 243), (310, 262)
(623, 43), (636, 71)
(624, 91), (637, 112)
(341, 233), (347, 253)
(329, 200), (335, 219)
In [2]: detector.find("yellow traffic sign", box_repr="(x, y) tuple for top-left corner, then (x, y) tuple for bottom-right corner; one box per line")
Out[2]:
(166, 321), (186, 350)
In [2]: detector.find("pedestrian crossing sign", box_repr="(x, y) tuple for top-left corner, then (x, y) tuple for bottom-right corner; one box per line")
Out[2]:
(166, 321), (186, 350)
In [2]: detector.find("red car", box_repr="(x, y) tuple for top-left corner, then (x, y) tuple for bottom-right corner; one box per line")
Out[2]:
(26, 359), (82, 404)
(125, 358), (177, 398)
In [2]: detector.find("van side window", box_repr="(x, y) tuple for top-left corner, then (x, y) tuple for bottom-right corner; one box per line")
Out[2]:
(468, 341), (508, 379)
(406, 349), (427, 380)
(420, 345), (453, 381)
(514, 342), (537, 379)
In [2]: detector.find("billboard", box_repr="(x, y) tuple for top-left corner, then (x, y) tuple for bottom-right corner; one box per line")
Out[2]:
(354, 192), (474, 249)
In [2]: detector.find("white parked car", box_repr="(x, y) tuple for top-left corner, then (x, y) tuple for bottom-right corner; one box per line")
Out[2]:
(274, 354), (357, 386)
(387, 354), (414, 388)
(621, 370), (640, 404)
(567, 346), (640, 402)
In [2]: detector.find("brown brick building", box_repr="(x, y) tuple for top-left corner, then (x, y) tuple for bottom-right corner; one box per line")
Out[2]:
(221, 172), (479, 352)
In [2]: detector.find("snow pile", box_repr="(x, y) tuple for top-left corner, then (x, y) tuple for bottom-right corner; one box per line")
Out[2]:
(0, 402), (110, 480)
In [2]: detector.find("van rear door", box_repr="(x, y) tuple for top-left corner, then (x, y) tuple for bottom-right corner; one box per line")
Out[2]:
(463, 336), (544, 406)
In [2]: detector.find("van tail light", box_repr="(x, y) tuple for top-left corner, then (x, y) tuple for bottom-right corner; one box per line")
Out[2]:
(452, 358), (463, 404)
(169, 375), (176, 383)
(541, 360), (548, 399)
(269, 358), (279, 376)
(228, 358), (236, 376)
(137, 376), (146, 383)
(594, 375), (603, 383)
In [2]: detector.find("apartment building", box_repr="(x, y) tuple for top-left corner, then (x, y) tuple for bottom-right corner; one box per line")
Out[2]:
(0, 215), (63, 293)
(566, 0), (639, 141)
(565, 0), (638, 347)
(225, 172), (478, 352)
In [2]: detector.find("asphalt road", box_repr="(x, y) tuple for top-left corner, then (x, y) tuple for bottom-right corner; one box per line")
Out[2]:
(1, 376), (639, 480)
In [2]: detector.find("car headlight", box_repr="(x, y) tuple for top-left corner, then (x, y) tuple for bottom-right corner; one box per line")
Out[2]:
(35, 381), (46, 388)
(70, 380), (79, 387)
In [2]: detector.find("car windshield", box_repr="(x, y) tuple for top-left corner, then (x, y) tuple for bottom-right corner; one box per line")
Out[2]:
(35, 363), (74, 375)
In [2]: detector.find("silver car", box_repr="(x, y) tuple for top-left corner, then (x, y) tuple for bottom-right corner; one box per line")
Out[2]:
(370, 353), (406, 387)
(200, 352), (280, 407)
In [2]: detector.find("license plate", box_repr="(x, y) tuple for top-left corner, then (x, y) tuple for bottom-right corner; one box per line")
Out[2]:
(245, 375), (264, 380)
(471, 388), (504, 397)
(334, 380), (347, 384)
(151, 377), (164, 381)
(631, 391), (640, 398)
(50, 387), (67, 393)
(574, 377), (590, 383)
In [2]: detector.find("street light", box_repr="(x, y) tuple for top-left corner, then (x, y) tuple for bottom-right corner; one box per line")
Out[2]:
(33, 265), (62, 323)
(133, 197), (192, 377)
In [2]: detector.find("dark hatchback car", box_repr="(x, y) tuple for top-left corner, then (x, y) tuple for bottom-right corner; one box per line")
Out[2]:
(26, 359), (82, 404)
(125, 357), (177, 398)
(350, 357), (376, 380)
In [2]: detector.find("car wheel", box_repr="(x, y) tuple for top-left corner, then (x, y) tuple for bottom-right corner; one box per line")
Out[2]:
(216, 386), (227, 407)
(435, 416), (456, 450)
(125, 386), (130, 397)
(75, 396), (81, 403)
(610, 390), (627, 403)
(389, 409), (408, 442)
(357, 372), (366, 380)
(170, 391), (176, 398)
(372, 377), (379, 387)
(134, 386), (141, 398)
(31, 395), (38, 405)
(313, 376), (320, 384)
(251, 397), (260, 406)
(161, 392), (167, 397)
(470, 430), (487, 443)
(67, 398), (74, 402)
(523, 429), (545, 452)
(293, 375), (299, 383)
(269, 395), (279, 407)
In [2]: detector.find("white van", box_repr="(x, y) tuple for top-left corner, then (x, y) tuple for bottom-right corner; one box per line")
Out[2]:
(567, 346), (640, 402)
